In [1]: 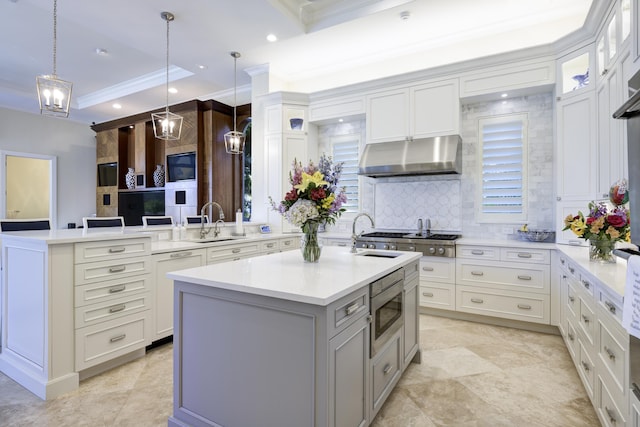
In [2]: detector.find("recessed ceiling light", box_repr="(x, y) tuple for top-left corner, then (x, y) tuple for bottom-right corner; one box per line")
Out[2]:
(129, 125), (134, 129)
(266, 33), (278, 42)
(197, 64), (207, 69)
(168, 87), (178, 94)
(95, 48), (108, 56)
(400, 11), (410, 20)
(501, 93), (508, 98)
(338, 118), (344, 123)
(112, 103), (122, 109)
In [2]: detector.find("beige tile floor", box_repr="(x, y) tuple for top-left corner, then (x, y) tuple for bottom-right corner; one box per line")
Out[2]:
(0, 314), (600, 427)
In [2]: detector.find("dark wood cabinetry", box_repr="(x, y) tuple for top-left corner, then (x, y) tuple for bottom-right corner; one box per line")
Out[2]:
(92, 100), (249, 224)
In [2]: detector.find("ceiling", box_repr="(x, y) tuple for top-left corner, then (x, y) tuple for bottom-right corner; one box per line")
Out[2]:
(0, 0), (594, 126)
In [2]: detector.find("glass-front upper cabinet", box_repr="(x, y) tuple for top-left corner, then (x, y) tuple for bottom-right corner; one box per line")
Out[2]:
(597, 0), (632, 79)
(558, 45), (593, 96)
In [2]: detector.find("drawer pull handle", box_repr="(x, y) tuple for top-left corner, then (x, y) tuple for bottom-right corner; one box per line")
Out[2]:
(266, 243), (275, 248)
(561, 259), (565, 265)
(233, 257), (241, 261)
(422, 292), (434, 297)
(581, 361), (590, 372)
(517, 304), (532, 310)
(569, 267), (575, 274)
(517, 275), (532, 281)
(517, 253), (532, 258)
(345, 302), (359, 316)
(284, 241), (291, 246)
(108, 247), (126, 253)
(471, 271), (484, 276)
(110, 334), (126, 343)
(231, 248), (241, 254)
(568, 296), (575, 303)
(568, 332), (575, 341)
(383, 363), (393, 375)
(170, 251), (192, 258)
(604, 346), (616, 361)
(337, 242), (347, 247)
(582, 280), (590, 289)
(604, 301), (617, 314)
(605, 407), (617, 424)
(109, 265), (126, 273)
(582, 314), (590, 324)
(109, 304), (126, 313)
(471, 298), (484, 304)
(109, 285), (126, 294)
(471, 250), (484, 255)
(422, 266), (434, 272)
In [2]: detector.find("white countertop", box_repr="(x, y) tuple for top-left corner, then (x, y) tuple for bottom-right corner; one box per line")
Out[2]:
(456, 237), (557, 250)
(0, 228), (151, 244)
(167, 246), (422, 306)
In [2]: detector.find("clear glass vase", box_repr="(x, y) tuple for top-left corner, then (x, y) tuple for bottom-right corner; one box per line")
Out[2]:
(300, 222), (322, 263)
(588, 236), (616, 263)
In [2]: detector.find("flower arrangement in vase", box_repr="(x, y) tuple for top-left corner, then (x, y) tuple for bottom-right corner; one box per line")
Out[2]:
(270, 154), (347, 262)
(563, 180), (630, 263)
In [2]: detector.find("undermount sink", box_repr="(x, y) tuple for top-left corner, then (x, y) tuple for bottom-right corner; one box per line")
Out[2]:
(190, 237), (242, 243)
(356, 250), (402, 258)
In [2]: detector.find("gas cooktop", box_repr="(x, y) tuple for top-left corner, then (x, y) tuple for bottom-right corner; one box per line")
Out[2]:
(360, 232), (460, 241)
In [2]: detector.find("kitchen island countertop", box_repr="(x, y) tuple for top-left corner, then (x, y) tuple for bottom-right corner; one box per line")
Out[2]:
(167, 246), (421, 306)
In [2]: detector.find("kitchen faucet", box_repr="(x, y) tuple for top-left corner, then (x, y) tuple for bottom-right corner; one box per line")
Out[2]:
(200, 201), (225, 239)
(350, 213), (375, 253)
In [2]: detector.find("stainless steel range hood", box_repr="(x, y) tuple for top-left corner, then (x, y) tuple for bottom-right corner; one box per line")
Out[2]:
(358, 135), (462, 177)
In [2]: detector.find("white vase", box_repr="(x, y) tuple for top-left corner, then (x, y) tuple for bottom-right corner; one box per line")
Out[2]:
(153, 164), (165, 187)
(125, 167), (135, 189)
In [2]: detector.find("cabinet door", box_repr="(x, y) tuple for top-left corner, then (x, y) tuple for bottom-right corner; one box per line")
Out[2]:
(403, 276), (419, 366)
(366, 88), (409, 143)
(328, 314), (369, 427)
(152, 249), (205, 341)
(556, 92), (597, 201)
(411, 80), (459, 138)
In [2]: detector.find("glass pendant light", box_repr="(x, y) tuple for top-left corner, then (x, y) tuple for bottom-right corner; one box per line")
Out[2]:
(36, 0), (73, 118)
(224, 52), (245, 154)
(152, 11), (183, 141)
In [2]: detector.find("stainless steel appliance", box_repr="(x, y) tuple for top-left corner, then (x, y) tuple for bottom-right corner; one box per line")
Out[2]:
(356, 232), (459, 257)
(370, 267), (404, 357)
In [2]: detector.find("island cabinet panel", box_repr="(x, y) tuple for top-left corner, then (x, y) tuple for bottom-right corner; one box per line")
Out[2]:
(371, 330), (402, 419)
(403, 262), (420, 366)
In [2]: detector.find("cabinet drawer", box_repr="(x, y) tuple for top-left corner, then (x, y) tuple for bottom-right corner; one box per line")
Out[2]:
(565, 319), (579, 361)
(279, 237), (299, 250)
(75, 275), (150, 307)
(456, 286), (550, 324)
(578, 296), (596, 347)
(260, 240), (280, 252)
(456, 261), (549, 294)
(457, 245), (499, 260)
(420, 257), (455, 284)
(75, 256), (151, 285)
(419, 283), (455, 311)
(75, 238), (150, 264)
(499, 248), (550, 264)
(578, 273), (596, 297)
(371, 332), (401, 415)
(577, 340), (595, 399)
(598, 320), (628, 397)
(597, 288), (623, 324)
(207, 242), (260, 263)
(75, 292), (151, 328)
(598, 377), (626, 427)
(328, 287), (369, 337)
(566, 280), (579, 320)
(75, 311), (150, 371)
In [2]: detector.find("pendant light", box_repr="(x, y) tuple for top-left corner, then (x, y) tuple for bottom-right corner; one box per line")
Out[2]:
(152, 11), (183, 141)
(36, 0), (73, 118)
(224, 51), (245, 155)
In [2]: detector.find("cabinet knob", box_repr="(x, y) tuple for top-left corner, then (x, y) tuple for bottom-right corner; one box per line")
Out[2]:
(604, 346), (616, 361)
(383, 363), (393, 375)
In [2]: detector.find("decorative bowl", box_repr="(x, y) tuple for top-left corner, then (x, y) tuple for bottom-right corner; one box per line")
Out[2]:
(517, 229), (553, 242)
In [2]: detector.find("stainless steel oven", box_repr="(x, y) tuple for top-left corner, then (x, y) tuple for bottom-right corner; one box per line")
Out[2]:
(370, 267), (404, 357)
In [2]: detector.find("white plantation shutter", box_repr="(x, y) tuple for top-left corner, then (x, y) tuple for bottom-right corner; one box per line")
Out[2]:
(477, 114), (528, 223)
(332, 138), (360, 212)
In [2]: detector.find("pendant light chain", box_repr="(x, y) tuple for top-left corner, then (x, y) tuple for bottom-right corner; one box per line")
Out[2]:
(165, 14), (170, 115)
(233, 53), (237, 132)
(52, 0), (57, 77)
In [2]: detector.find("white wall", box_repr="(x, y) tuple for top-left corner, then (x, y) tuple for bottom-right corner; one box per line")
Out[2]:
(0, 108), (96, 228)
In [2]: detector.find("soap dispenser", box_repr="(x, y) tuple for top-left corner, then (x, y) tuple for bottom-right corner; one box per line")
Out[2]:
(234, 209), (244, 236)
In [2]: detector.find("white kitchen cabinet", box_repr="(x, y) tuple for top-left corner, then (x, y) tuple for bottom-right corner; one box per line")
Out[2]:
(151, 249), (205, 342)
(557, 46), (593, 97)
(309, 95), (365, 123)
(631, 390), (640, 427)
(366, 79), (459, 144)
(419, 256), (456, 311)
(403, 261), (420, 366)
(370, 330), (402, 420)
(597, 0), (632, 82)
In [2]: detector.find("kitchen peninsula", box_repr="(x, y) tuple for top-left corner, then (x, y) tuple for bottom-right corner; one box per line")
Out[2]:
(167, 247), (421, 427)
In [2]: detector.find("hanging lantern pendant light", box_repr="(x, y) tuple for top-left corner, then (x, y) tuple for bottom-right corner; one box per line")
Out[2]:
(224, 51), (246, 155)
(152, 11), (183, 141)
(36, 0), (73, 118)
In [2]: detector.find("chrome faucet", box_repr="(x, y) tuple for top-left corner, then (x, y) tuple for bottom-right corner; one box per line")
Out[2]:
(200, 201), (225, 239)
(425, 218), (431, 236)
(350, 213), (375, 253)
(417, 218), (423, 236)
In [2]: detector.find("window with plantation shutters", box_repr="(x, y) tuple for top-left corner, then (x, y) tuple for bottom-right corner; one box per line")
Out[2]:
(332, 136), (360, 213)
(477, 114), (528, 223)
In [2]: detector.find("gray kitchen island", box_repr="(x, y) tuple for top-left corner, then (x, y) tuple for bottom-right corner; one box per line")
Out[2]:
(167, 246), (421, 427)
